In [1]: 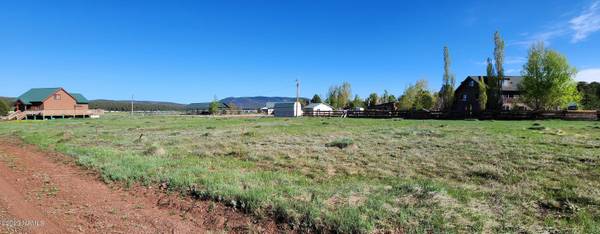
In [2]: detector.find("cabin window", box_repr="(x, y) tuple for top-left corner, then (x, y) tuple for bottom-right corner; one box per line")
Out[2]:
(54, 94), (61, 100)
(462, 94), (468, 101)
(469, 80), (475, 87)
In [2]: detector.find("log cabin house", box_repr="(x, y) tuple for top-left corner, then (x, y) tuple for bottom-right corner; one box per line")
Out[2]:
(12, 88), (102, 120)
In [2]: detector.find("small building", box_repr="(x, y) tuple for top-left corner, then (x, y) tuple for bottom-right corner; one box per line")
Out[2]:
(260, 102), (276, 115)
(453, 76), (529, 115)
(303, 103), (334, 116)
(12, 88), (101, 120)
(273, 102), (303, 117)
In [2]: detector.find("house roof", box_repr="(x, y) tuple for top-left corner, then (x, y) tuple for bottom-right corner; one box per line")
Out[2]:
(466, 76), (523, 92)
(274, 102), (299, 108)
(17, 88), (61, 105)
(264, 102), (276, 109)
(304, 103), (333, 109)
(17, 88), (89, 105)
(71, 93), (89, 104)
(501, 76), (523, 92)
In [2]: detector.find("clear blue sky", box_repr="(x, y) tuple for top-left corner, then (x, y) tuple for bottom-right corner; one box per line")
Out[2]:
(1, 0), (599, 103)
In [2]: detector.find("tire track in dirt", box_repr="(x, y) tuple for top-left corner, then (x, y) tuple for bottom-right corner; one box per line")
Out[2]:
(0, 138), (278, 234)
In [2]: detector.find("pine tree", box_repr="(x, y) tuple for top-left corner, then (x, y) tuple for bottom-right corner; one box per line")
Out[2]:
(0, 99), (10, 116)
(311, 94), (322, 103)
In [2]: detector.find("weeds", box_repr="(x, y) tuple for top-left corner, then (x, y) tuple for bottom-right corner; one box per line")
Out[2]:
(326, 138), (354, 149)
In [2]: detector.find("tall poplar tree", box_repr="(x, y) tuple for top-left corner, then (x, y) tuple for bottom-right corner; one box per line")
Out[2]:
(486, 57), (499, 110)
(493, 31), (505, 109)
(439, 46), (455, 111)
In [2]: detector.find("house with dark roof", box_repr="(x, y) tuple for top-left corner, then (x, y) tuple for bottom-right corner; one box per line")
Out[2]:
(12, 88), (100, 120)
(452, 76), (529, 115)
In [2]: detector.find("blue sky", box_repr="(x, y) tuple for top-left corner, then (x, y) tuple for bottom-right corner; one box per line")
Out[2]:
(1, 0), (599, 103)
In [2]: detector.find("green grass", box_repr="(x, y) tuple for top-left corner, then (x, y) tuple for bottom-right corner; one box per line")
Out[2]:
(1, 115), (599, 233)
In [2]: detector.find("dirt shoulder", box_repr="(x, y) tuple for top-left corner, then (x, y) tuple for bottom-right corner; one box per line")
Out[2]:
(0, 138), (278, 234)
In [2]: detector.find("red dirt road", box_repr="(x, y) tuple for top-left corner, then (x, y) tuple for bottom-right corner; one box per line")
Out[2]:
(0, 138), (277, 234)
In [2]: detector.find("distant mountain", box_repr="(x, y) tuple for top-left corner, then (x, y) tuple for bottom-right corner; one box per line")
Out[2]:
(219, 96), (309, 110)
(90, 99), (186, 111)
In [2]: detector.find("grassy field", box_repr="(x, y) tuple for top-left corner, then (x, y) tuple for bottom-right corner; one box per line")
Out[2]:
(1, 115), (599, 233)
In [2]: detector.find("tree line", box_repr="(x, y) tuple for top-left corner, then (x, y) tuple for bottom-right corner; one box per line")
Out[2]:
(313, 31), (592, 112)
(311, 80), (438, 111)
(89, 100), (186, 112)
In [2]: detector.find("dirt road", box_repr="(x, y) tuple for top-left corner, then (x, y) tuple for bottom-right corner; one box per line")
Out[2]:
(0, 138), (277, 234)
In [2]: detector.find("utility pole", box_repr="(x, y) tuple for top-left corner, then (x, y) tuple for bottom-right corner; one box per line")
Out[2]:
(131, 95), (134, 115)
(296, 79), (300, 103)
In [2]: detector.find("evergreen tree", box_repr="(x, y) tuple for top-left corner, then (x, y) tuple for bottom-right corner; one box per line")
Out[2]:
(311, 94), (322, 103)
(577, 82), (600, 109)
(0, 99), (10, 116)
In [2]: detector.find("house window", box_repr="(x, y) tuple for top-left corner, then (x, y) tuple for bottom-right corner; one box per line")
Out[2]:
(469, 80), (475, 87)
(54, 94), (61, 100)
(462, 94), (468, 101)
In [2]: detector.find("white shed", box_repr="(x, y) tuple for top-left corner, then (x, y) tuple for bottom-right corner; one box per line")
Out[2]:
(303, 103), (334, 116)
(274, 102), (303, 117)
(304, 103), (334, 112)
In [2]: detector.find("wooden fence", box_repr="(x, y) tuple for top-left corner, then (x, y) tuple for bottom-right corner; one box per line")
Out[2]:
(304, 110), (599, 121)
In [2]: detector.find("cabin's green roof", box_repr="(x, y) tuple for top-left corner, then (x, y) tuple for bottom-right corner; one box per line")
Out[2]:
(17, 88), (89, 105)
(17, 88), (61, 105)
(71, 93), (89, 104)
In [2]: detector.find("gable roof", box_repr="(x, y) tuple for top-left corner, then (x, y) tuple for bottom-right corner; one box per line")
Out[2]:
(17, 88), (61, 105)
(17, 88), (89, 105)
(501, 76), (523, 92)
(465, 76), (523, 92)
(71, 93), (89, 104)
(304, 103), (333, 109)
(273, 102), (301, 108)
